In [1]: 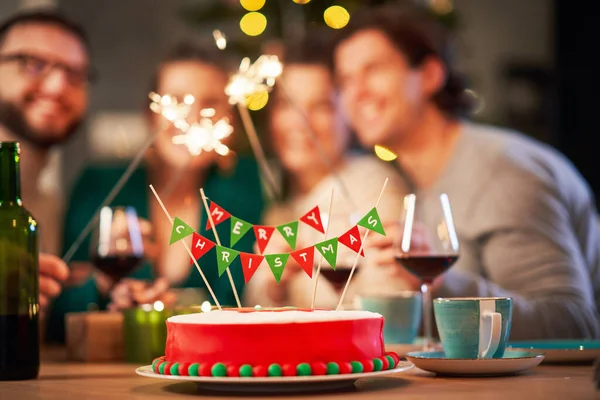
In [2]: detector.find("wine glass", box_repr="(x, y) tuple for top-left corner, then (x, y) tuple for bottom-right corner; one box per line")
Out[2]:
(89, 206), (145, 288)
(394, 193), (459, 351)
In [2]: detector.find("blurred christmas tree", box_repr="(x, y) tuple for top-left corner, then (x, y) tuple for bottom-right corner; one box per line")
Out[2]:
(178, 0), (459, 60)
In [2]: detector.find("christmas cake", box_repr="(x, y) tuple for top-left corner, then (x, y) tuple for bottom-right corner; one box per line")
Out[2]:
(152, 308), (400, 377)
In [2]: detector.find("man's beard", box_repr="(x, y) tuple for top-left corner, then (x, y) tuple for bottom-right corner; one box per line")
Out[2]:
(0, 98), (82, 150)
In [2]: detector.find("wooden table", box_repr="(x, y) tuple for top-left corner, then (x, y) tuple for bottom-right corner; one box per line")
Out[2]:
(1, 355), (597, 400)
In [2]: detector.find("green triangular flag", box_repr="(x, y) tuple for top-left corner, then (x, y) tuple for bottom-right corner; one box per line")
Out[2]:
(276, 221), (299, 250)
(315, 237), (339, 270)
(169, 217), (194, 244)
(357, 207), (386, 236)
(215, 245), (239, 276)
(265, 253), (290, 283)
(230, 216), (253, 247)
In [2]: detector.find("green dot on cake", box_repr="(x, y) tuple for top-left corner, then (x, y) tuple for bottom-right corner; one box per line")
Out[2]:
(170, 363), (180, 376)
(268, 364), (282, 377)
(350, 361), (363, 373)
(385, 355), (395, 369)
(372, 358), (383, 371)
(211, 363), (227, 377)
(239, 364), (253, 377)
(326, 362), (339, 375)
(297, 363), (311, 376)
(188, 363), (200, 376)
(158, 362), (167, 374)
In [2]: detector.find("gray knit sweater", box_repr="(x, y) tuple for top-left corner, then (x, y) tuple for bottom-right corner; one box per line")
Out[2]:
(422, 122), (600, 339)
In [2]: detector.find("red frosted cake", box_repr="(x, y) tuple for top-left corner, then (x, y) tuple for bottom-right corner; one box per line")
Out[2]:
(152, 308), (400, 377)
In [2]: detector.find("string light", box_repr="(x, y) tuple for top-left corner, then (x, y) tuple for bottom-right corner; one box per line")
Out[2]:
(240, 0), (265, 11)
(324, 5), (350, 29)
(374, 145), (397, 162)
(240, 12), (267, 36)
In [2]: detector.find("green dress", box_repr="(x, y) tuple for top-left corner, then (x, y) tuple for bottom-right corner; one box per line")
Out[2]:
(46, 156), (264, 343)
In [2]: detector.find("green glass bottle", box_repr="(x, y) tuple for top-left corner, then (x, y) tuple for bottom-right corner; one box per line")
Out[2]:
(0, 142), (39, 380)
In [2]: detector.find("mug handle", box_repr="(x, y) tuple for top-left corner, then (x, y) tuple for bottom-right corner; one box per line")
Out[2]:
(479, 312), (502, 358)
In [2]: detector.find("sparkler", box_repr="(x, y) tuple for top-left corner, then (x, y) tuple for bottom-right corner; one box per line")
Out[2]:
(63, 93), (200, 264)
(226, 55), (283, 202)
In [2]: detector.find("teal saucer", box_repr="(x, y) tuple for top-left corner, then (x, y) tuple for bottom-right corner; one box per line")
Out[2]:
(405, 349), (544, 377)
(508, 340), (600, 363)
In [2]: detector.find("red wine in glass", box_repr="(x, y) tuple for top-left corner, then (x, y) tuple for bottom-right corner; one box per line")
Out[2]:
(394, 193), (459, 351)
(90, 254), (143, 283)
(320, 266), (357, 292)
(90, 206), (144, 288)
(395, 254), (458, 284)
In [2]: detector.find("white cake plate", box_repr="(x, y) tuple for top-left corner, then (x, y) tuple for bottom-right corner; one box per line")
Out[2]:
(136, 362), (414, 394)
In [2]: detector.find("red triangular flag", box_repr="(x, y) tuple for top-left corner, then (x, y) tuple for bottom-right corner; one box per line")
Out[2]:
(239, 252), (264, 284)
(205, 201), (231, 230)
(290, 246), (315, 278)
(189, 232), (216, 264)
(253, 225), (275, 254)
(338, 225), (365, 257)
(299, 206), (325, 234)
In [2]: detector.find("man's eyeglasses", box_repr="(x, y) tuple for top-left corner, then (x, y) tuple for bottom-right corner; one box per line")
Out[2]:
(0, 52), (96, 87)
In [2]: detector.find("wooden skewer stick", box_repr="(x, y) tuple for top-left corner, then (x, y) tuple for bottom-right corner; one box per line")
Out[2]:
(336, 178), (389, 310)
(149, 184), (222, 310)
(311, 188), (335, 309)
(200, 188), (242, 308)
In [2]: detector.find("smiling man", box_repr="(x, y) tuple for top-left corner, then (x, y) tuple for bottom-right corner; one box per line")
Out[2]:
(332, 4), (600, 339)
(0, 10), (92, 313)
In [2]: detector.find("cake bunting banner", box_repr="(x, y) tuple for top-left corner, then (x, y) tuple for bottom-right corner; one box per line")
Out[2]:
(189, 232), (216, 265)
(205, 202), (231, 230)
(216, 245), (240, 277)
(290, 246), (316, 278)
(299, 206), (325, 234)
(169, 217), (195, 244)
(357, 207), (386, 236)
(230, 216), (253, 247)
(168, 201), (389, 285)
(338, 225), (365, 257)
(265, 253), (289, 283)
(315, 237), (339, 270)
(276, 220), (299, 250)
(253, 225), (275, 254)
(239, 252), (265, 284)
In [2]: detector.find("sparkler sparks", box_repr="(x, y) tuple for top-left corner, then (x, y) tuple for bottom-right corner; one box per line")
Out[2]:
(225, 55), (283, 105)
(148, 92), (194, 122)
(149, 93), (232, 157)
(171, 109), (233, 157)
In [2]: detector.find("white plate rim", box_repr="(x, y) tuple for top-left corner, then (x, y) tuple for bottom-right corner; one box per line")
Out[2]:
(135, 362), (414, 384)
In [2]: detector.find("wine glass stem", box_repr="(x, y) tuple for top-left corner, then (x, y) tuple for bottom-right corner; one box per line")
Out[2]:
(421, 282), (433, 351)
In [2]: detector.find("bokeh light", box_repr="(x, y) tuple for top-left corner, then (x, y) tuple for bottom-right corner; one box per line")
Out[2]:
(374, 145), (397, 161)
(240, 12), (267, 36)
(292, 0), (311, 3)
(324, 5), (350, 29)
(245, 90), (269, 111)
(240, 0), (265, 12)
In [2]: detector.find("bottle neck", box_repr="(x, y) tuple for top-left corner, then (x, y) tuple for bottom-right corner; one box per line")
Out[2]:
(0, 142), (22, 206)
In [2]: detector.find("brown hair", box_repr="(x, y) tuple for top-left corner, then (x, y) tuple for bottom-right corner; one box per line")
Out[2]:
(331, 3), (474, 118)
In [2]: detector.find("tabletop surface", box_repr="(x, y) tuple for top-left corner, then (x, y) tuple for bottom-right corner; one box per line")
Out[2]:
(1, 353), (598, 400)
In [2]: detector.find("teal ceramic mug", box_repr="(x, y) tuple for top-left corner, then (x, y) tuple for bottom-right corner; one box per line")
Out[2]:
(433, 297), (513, 359)
(355, 291), (422, 344)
